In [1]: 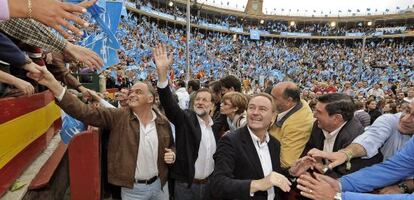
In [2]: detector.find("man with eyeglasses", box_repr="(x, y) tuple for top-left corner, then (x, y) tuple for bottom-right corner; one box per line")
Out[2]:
(307, 99), (414, 195)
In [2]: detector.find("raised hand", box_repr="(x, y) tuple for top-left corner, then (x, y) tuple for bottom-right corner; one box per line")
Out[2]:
(297, 173), (339, 200)
(64, 42), (104, 70)
(153, 43), (173, 83)
(289, 156), (316, 177)
(164, 148), (175, 164)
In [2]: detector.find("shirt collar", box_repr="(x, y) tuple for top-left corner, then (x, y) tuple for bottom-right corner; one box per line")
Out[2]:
(322, 121), (347, 139)
(248, 126), (270, 145)
(176, 87), (187, 92)
(134, 110), (157, 123)
(277, 105), (296, 122)
(197, 115), (213, 127)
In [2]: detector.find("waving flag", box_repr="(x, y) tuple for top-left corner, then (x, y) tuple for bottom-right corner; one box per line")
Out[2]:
(60, 111), (86, 144)
(66, 0), (122, 70)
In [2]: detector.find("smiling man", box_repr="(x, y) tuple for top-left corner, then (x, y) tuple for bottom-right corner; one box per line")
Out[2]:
(210, 93), (292, 200)
(301, 93), (381, 178)
(154, 44), (221, 200)
(308, 99), (414, 194)
(27, 65), (176, 200)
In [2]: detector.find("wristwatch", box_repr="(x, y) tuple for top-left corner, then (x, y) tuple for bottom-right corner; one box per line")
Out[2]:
(334, 192), (342, 200)
(398, 182), (409, 193)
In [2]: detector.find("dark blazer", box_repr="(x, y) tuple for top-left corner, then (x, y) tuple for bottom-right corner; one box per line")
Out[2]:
(302, 118), (383, 178)
(209, 126), (284, 200)
(158, 85), (220, 185)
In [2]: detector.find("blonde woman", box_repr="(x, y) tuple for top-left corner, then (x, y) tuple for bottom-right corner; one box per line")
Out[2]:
(219, 92), (248, 131)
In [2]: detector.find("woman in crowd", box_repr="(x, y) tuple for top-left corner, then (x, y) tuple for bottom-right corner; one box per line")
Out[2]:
(214, 92), (249, 136)
(366, 99), (382, 124)
(383, 102), (398, 114)
(220, 92), (248, 131)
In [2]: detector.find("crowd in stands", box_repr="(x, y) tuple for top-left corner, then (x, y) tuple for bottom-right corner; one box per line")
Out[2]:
(102, 14), (414, 98)
(134, 0), (414, 36)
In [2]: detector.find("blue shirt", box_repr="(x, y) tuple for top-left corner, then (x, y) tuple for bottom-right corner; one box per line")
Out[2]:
(340, 137), (414, 200)
(353, 113), (412, 161)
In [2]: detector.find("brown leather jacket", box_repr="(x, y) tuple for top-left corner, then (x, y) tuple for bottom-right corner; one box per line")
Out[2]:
(58, 91), (174, 188)
(47, 52), (82, 89)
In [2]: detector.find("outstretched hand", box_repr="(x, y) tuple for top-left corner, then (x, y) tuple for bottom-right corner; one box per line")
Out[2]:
(27, 65), (66, 96)
(297, 173), (339, 200)
(153, 43), (173, 83)
(26, 65), (56, 87)
(64, 42), (104, 70)
(307, 148), (348, 169)
(11, 77), (35, 96)
(289, 156), (316, 177)
(30, 0), (96, 38)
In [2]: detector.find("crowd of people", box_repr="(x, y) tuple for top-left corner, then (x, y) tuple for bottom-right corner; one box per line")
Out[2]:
(103, 13), (414, 97)
(1, 0), (414, 200)
(135, 0), (414, 36)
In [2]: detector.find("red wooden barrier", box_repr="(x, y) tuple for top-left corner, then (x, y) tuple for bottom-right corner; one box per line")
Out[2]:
(28, 141), (68, 190)
(0, 91), (61, 198)
(68, 130), (101, 200)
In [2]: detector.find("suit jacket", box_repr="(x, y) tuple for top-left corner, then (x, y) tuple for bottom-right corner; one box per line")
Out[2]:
(302, 118), (383, 178)
(158, 85), (220, 185)
(209, 126), (284, 200)
(58, 91), (174, 188)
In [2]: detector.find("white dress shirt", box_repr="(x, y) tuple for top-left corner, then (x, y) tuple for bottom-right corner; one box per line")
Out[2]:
(322, 122), (347, 153)
(248, 127), (274, 200)
(134, 110), (159, 180)
(55, 89), (160, 180)
(276, 105), (295, 122)
(194, 115), (216, 179)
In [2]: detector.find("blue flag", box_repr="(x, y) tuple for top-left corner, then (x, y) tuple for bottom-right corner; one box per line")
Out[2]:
(60, 111), (86, 144)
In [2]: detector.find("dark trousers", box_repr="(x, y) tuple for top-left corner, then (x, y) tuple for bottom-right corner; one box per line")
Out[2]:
(174, 181), (208, 200)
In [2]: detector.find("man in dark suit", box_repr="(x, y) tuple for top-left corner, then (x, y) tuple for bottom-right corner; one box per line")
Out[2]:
(301, 93), (382, 178)
(209, 93), (291, 200)
(154, 44), (220, 200)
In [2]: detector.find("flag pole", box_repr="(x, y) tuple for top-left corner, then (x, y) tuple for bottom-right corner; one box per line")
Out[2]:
(186, 0), (191, 82)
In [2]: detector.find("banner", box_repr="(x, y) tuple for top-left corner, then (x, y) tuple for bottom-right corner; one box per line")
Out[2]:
(230, 27), (243, 33)
(345, 32), (365, 37)
(250, 29), (260, 40)
(280, 32), (312, 37)
(376, 26), (406, 33)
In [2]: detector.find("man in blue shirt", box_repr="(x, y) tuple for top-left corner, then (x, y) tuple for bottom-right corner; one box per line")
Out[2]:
(296, 135), (414, 200)
(307, 99), (414, 194)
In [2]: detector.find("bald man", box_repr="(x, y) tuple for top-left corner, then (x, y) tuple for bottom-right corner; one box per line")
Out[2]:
(269, 82), (314, 169)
